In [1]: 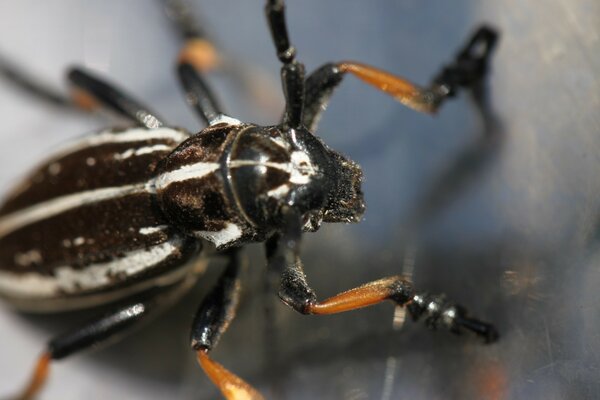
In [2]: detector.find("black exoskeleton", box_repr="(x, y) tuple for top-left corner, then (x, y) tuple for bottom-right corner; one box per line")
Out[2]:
(0, 1), (500, 399)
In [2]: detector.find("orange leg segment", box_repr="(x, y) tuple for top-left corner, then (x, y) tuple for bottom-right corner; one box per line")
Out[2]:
(197, 349), (264, 400)
(337, 61), (443, 114)
(307, 276), (411, 315)
(178, 38), (221, 73)
(70, 87), (101, 112)
(14, 352), (51, 400)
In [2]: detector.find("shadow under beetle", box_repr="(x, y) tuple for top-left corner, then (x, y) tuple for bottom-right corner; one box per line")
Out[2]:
(0, 0), (499, 398)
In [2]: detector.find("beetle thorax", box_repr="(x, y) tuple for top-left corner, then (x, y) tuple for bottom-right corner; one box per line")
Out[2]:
(153, 123), (326, 249)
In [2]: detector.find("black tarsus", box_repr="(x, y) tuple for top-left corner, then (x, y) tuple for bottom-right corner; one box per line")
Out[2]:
(433, 25), (499, 97)
(67, 67), (165, 128)
(407, 293), (499, 343)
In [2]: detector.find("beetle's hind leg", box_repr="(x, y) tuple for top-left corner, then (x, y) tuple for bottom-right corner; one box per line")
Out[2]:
(0, 55), (73, 110)
(0, 55), (165, 128)
(302, 26), (499, 132)
(11, 277), (195, 400)
(66, 68), (165, 128)
(190, 250), (264, 400)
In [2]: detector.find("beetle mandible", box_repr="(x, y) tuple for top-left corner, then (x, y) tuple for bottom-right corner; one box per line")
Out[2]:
(0, 1), (499, 398)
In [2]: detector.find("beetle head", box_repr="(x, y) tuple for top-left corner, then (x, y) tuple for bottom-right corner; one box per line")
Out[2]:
(274, 126), (365, 231)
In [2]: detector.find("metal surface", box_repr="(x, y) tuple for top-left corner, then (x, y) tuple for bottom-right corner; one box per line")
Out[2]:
(0, 1), (599, 399)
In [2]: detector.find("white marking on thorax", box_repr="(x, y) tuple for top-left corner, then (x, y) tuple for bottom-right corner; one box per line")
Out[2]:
(270, 136), (290, 150)
(0, 183), (150, 239)
(0, 237), (183, 297)
(289, 151), (316, 184)
(154, 162), (220, 190)
(267, 184), (291, 199)
(228, 150), (317, 184)
(194, 222), (242, 248)
(139, 225), (169, 235)
(113, 144), (173, 161)
(151, 150), (317, 198)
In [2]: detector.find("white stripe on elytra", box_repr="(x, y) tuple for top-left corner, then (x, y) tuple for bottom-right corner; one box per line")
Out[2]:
(53, 127), (189, 160)
(139, 225), (169, 235)
(0, 183), (151, 239)
(113, 144), (174, 160)
(0, 237), (182, 297)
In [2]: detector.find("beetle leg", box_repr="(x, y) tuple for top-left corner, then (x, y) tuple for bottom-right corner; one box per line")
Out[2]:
(190, 250), (264, 400)
(167, 0), (268, 127)
(164, 0), (281, 117)
(267, 207), (498, 343)
(177, 61), (229, 126)
(302, 26), (499, 131)
(12, 276), (196, 400)
(164, 0), (231, 126)
(164, 0), (220, 73)
(0, 54), (73, 109)
(66, 67), (165, 128)
(0, 55), (165, 128)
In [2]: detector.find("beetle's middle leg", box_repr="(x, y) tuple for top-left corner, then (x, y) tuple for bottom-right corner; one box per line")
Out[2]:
(190, 249), (264, 400)
(267, 206), (498, 343)
(12, 275), (196, 400)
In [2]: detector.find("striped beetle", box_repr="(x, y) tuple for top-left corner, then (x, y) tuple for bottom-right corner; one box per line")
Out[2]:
(0, 1), (499, 399)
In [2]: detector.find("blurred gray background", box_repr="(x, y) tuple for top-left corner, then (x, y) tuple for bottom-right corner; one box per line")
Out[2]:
(0, 1), (599, 399)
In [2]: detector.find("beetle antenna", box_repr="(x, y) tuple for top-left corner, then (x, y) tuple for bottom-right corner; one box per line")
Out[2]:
(265, 0), (305, 130)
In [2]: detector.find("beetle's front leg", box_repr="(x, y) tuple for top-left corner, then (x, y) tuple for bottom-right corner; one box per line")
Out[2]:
(302, 26), (499, 132)
(267, 207), (498, 343)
